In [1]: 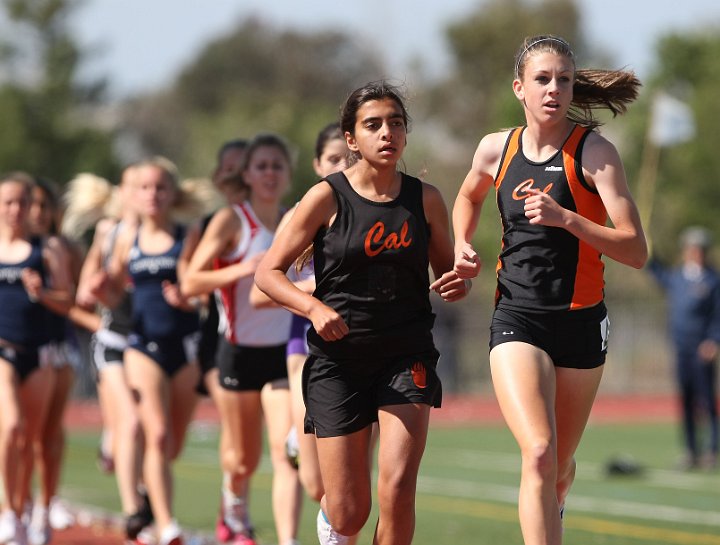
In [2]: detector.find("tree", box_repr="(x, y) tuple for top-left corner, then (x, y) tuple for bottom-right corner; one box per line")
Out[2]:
(0, 0), (118, 182)
(429, 0), (582, 141)
(121, 18), (387, 202)
(626, 30), (720, 260)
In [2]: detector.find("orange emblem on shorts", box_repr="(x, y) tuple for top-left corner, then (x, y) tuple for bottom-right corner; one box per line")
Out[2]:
(411, 361), (427, 388)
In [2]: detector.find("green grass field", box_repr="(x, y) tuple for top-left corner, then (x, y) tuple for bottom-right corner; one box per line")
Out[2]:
(61, 421), (720, 544)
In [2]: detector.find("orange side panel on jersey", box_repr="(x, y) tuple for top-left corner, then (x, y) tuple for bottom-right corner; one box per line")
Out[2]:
(563, 127), (607, 309)
(495, 128), (521, 191)
(494, 129), (520, 305)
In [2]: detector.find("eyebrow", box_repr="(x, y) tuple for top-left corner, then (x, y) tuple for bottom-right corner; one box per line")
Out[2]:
(530, 68), (574, 76)
(361, 112), (404, 124)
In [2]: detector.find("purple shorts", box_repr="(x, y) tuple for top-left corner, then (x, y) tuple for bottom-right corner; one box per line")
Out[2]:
(287, 315), (311, 357)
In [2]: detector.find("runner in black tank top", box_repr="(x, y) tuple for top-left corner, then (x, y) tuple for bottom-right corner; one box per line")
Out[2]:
(452, 35), (645, 545)
(494, 125), (605, 311)
(255, 82), (469, 545)
(308, 171), (435, 361)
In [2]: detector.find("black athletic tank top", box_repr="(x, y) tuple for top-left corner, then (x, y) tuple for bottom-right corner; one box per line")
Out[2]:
(307, 172), (435, 360)
(494, 125), (607, 311)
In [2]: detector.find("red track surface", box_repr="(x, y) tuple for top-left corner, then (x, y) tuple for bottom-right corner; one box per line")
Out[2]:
(55, 394), (678, 544)
(65, 393), (678, 432)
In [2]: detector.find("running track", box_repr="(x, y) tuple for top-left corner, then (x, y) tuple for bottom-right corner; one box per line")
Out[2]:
(55, 394), (679, 544)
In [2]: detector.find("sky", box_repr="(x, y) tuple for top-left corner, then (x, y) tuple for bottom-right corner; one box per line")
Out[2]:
(70, 0), (720, 98)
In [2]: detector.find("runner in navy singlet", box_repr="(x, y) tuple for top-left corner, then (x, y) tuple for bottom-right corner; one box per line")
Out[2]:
(26, 177), (86, 543)
(72, 168), (153, 541)
(95, 158), (202, 545)
(255, 82), (469, 545)
(0, 173), (72, 545)
(452, 35), (646, 545)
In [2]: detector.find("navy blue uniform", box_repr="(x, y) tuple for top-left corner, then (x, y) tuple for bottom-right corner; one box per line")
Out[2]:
(648, 257), (720, 459)
(127, 226), (199, 376)
(0, 237), (47, 379)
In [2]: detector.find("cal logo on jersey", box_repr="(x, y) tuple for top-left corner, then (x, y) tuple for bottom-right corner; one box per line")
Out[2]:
(364, 220), (413, 257)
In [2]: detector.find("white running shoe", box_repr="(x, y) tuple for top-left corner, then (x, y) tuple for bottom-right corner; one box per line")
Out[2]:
(316, 509), (349, 545)
(27, 505), (51, 545)
(0, 510), (18, 543)
(222, 490), (252, 535)
(135, 525), (158, 545)
(159, 520), (183, 545)
(48, 498), (75, 530)
(0, 510), (28, 545)
(285, 426), (300, 469)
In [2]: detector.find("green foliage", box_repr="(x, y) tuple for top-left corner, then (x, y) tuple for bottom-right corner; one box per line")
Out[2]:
(122, 18), (387, 203)
(0, 0), (118, 183)
(435, 0), (582, 140)
(631, 30), (720, 261)
(414, 0), (586, 263)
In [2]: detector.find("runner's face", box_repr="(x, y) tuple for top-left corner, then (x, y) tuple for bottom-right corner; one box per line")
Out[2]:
(243, 146), (290, 203)
(514, 52), (574, 123)
(28, 186), (54, 236)
(0, 182), (29, 230)
(313, 138), (348, 178)
(136, 166), (175, 218)
(215, 147), (246, 181)
(346, 98), (407, 166)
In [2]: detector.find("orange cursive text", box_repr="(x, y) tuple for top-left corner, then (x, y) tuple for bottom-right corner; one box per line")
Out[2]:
(364, 220), (413, 257)
(512, 179), (553, 200)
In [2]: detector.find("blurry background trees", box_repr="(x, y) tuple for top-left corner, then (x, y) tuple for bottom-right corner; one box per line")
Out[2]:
(0, 0), (118, 182)
(1, 0), (719, 393)
(120, 18), (386, 203)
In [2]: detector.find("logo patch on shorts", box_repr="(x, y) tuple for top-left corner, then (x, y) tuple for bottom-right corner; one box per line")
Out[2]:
(411, 361), (427, 388)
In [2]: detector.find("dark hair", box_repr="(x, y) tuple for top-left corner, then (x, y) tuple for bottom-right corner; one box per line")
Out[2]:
(314, 123), (343, 160)
(33, 177), (61, 210)
(216, 138), (248, 165)
(31, 177), (62, 235)
(340, 81), (411, 137)
(214, 169), (247, 194)
(515, 34), (641, 129)
(296, 123), (347, 273)
(240, 133), (294, 174)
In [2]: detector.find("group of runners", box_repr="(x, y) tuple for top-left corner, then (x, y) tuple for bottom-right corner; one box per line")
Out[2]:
(0, 34), (649, 545)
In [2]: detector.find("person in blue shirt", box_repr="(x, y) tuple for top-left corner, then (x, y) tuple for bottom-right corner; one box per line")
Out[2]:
(648, 226), (720, 470)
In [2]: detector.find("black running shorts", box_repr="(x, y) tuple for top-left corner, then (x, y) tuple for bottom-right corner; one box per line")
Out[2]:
(303, 349), (442, 438)
(216, 338), (288, 392)
(489, 302), (609, 369)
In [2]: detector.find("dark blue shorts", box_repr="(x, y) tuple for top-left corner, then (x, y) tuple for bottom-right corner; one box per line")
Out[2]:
(128, 330), (200, 377)
(489, 303), (609, 369)
(303, 349), (442, 438)
(0, 343), (40, 382)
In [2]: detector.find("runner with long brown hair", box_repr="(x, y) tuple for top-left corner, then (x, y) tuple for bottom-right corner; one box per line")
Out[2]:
(452, 35), (645, 545)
